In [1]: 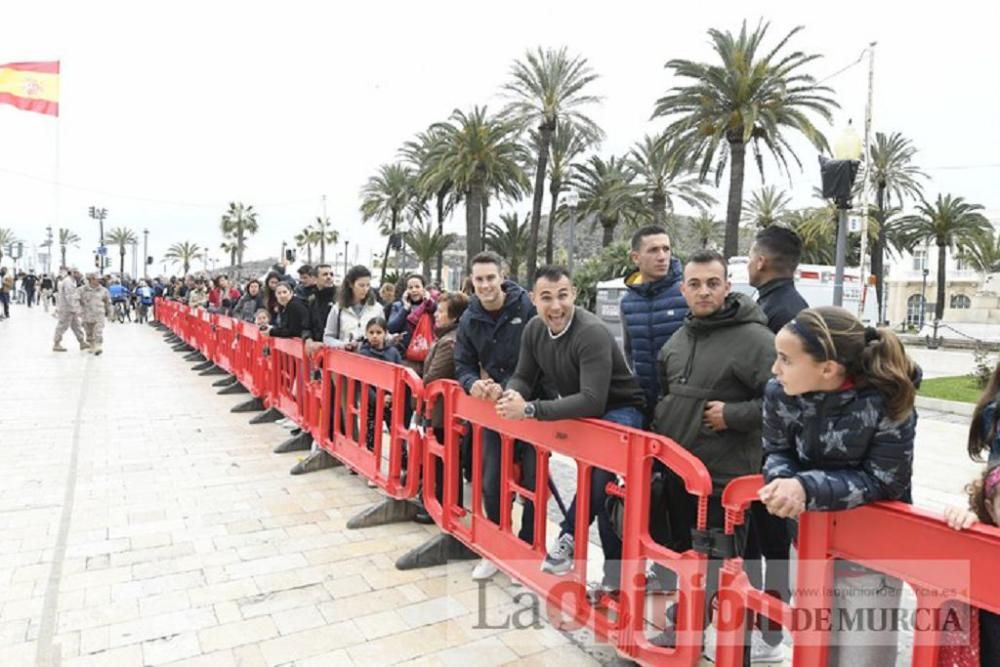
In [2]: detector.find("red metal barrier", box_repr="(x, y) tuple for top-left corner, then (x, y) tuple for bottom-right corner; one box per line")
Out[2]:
(421, 380), (714, 666)
(197, 310), (216, 361)
(315, 349), (423, 499)
(212, 315), (236, 375)
(716, 475), (1000, 666)
(267, 337), (309, 430)
(233, 321), (268, 399)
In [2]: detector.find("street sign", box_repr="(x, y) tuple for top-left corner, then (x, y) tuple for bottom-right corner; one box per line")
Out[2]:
(97, 246), (108, 257)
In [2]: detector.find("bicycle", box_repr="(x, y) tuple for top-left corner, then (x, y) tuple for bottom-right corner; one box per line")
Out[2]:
(136, 301), (150, 324)
(113, 300), (129, 323)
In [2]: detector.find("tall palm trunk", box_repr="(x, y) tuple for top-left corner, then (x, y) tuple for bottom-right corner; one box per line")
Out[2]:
(602, 217), (616, 246)
(306, 244), (313, 265)
(466, 181), (484, 269)
(935, 241), (947, 321)
(871, 183), (887, 321)
(652, 192), (667, 228)
(319, 219), (326, 264)
(545, 178), (560, 264)
(237, 224), (245, 271)
(230, 248), (237, 268)
(61, 246), (67, 270)
(526, 122), (554, 283)
(380, 209), (398, 283)
(435, 189), (446, 284)
(183, 260), (190, 275)
(724, 137), (747, 259)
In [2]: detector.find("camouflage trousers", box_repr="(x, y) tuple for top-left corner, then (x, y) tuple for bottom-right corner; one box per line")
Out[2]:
(54, 311), (84, 344)
(83, 319), (105, 348)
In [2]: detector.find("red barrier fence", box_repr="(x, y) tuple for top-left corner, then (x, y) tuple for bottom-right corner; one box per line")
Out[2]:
(153, 300), (1000, 665)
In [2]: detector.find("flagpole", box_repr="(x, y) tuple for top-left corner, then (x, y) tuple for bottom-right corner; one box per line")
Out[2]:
(53, 59), (61, 273)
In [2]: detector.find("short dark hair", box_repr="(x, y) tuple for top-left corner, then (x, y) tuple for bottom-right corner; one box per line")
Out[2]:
(365, 316), (388, 332)
(534, 265), (572, 285)
(315, 263), (332, 272)
(298, 264), (315, 276)
(470, 251), (504, 272)
(405, 273), (427, 288)
(754, 226), (802, 275)
(630, 225), (670, 251)
(685, 249), (727, 274)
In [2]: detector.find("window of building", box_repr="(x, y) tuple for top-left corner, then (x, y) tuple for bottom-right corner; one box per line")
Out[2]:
(912, 249), (927, 272)
(950, 294), (972, 309)
(906, 294), (926, 328)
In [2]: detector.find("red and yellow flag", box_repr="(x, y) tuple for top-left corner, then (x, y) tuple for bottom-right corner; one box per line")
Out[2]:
(0, 61), (59, 117)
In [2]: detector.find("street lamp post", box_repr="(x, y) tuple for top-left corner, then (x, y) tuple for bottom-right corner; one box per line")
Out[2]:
(565, 190), (579, 275)
(88, 206), (109, 275)
(143, 229), (149, 279)
(920, 266), (929, 330)
(820, 123), (863, 307)
(344, 240), (349, 275)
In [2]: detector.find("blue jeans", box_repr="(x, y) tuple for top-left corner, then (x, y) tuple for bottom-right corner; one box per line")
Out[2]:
(558, 405), (643, 587)
(481, 429), (536, 544)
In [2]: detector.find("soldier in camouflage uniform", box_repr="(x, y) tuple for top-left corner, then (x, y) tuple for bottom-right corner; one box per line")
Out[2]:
(78, 273), (113, 355)
(760, 306), (919, 666)
(53, 268), (86, 351)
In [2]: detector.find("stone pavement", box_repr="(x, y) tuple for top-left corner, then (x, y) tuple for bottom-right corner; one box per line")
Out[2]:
(0, 306), (602, 667)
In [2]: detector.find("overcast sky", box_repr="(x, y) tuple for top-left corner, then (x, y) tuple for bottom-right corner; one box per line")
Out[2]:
(1, 0), (998, 273)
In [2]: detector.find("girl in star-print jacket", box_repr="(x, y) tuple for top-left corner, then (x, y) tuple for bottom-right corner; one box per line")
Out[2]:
(757, 306), (920, 667)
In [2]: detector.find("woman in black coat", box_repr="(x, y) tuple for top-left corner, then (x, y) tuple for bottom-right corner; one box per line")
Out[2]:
(268, 282), (309, 338)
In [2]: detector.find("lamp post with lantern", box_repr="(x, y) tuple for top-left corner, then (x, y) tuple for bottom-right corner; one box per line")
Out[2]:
(820, 122), (863, 307)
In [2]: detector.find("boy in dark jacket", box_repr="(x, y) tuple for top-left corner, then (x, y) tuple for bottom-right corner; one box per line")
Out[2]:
(357, 317), (403, 450)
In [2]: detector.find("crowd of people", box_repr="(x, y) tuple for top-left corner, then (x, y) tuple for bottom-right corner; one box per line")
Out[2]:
(34, 226), (991, 664)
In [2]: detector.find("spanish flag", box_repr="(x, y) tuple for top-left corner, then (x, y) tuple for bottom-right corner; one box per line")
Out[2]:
(0, 61), (59, 117)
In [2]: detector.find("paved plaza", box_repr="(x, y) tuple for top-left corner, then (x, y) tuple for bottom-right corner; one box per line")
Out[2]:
(0, 305), (987, 666)
(0, 307), (599, 667)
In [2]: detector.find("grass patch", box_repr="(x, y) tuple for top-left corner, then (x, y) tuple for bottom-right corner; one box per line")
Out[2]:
(917, 375), (984, 404)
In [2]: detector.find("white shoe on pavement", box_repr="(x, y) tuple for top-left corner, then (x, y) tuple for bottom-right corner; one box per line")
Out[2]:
(541, 533), (574, 575)
(750, 630), (785, 663)
(471, 559), (498, 581)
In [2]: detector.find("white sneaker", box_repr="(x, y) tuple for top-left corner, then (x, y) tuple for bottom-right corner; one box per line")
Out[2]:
(750, 630), (785, 663)
(471, 559), (498, 581)
(702, 624), (716, 662)
(541, 533), (574, 575)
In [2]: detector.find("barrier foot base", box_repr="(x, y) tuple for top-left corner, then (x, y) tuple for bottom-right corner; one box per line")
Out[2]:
(274, 432), (312, 453)
(191, 359), (214, 371)
(230, 397), (264, 412)
(184, 352), (207, 363)
(198, 365), (228, 376)
(249, 407), (283, 425)
(347, 498), (421, 529)
(212, 375), (238, 387)
(289, 449), (341, 475)
(395, 533), (479, 570)
(164, 334), (179, 342)
(219, 382), (251, 397)
(171, 343), (193, 352)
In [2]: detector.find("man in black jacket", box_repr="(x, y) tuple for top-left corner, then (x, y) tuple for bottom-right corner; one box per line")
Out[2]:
(745, 224), (809, 657)
(453, 251), (537, 582)
(304, 264), (336, 353)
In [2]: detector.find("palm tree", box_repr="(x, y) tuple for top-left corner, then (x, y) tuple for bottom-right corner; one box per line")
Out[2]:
(486, 212), (532, 283)
(220, 202), (259, 272)
(958, 229), (1000, 278)
(165, 241), (203, 276)
(58, 228), (81, 270)
(502, 47), (604, 283)
(426, 107), (530, 269)
(784, 208), (835, 264)
(866, 131), (927, 317)
(742, 186), (792, 229)
(401, 128), (460, 284)
(897, 195), (991, 322)
(314, 216), (336, 263)
(653, 20), (837, 259)
(541, 123), (591, 264)
(629, 134), (716, 229)
(571, 155), (641, 246)
(360, 163), (418, 282)
(404, 220), (456, 280)
(294, 226), (321, 264)
(220, 241), (238, 268)
(687, 212), (726, 250)
(0, 228), (17, 263)
(104, 227), (137, 276)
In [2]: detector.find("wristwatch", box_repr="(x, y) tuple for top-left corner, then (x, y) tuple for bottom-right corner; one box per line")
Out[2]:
(523, 401), (537, 419)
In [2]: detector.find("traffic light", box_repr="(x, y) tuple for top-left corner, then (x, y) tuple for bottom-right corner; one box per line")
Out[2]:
(94, 255), (101, 268)
(146, 256), (154, 265)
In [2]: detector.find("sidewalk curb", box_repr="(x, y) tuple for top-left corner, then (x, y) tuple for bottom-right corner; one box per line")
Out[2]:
(915, 395), (975, 417)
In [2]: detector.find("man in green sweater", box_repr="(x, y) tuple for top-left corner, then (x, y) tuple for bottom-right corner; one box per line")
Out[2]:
(496, 266), (645, 588)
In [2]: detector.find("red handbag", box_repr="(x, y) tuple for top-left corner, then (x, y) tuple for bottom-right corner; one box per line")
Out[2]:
(405, 312), (434, 362)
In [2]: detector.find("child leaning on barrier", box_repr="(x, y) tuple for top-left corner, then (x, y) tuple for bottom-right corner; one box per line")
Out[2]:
(940, 464), (1000, 666)
(758, 306), (920, 667)
(357, 317), (403, 451)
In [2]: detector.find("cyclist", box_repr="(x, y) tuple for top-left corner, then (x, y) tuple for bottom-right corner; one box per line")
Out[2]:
(108, 279), (130, 322)
(135, 280), (154, 324)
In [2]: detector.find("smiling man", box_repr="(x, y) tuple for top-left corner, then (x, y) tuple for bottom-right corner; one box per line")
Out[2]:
(496, 265), (645, 590)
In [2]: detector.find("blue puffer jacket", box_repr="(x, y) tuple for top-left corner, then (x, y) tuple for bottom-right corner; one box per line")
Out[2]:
(620, 259), (687, 410)
(761, 377), (918, 510)
(453, 281), (535, 394)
